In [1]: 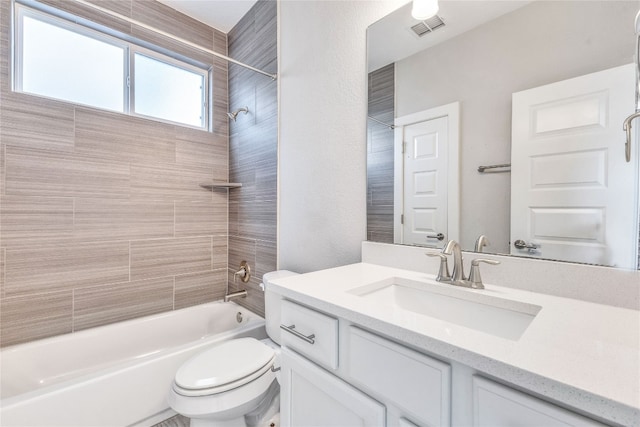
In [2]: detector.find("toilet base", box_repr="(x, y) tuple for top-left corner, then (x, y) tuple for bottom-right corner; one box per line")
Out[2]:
(185, 382), (280, 427)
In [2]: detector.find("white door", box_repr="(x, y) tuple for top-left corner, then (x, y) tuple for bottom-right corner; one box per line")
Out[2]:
(511, 63), (638, 268)
(401, 116), (449, 247)
(280, 348), (386, 427)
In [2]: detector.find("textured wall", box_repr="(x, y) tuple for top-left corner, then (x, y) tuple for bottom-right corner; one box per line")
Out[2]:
(0, 0), (229, 347)
(227, 0), (277, 317)
(278, 0), (404, 273)
(367, 63), (395, 244)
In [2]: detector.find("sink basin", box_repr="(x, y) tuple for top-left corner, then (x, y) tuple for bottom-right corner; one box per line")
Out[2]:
(348, 277), (541, 340)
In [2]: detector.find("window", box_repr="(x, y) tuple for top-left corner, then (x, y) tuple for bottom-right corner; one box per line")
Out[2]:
(13, 3), (210, 129)
(133, 53), (205, 128)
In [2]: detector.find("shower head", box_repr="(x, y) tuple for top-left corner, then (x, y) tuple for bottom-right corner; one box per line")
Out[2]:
(227, 107), (249, 122)
(636, 9), (640, 34)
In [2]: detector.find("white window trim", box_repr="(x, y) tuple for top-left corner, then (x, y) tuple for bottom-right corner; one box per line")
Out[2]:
(13, 1), (211, 131)
(130, 47), (208, 129)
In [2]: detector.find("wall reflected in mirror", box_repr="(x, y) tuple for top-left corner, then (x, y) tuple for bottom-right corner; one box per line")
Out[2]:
(366, 0), (640, 269)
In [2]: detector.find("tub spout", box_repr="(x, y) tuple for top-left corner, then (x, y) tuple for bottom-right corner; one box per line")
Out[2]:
(224, 290), (247, 302)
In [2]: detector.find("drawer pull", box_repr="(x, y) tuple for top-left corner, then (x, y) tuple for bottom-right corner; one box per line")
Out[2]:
(280, 324), (316, 344)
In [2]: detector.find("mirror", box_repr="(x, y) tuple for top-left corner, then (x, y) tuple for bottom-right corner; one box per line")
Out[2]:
(367, 0), (640, 269)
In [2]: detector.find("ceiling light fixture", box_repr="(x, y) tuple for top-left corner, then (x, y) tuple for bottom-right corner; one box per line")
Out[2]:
(411, 0), (439, 20)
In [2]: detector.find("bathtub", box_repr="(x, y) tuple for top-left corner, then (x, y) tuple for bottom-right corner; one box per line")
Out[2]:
(0, 301), (267, 427)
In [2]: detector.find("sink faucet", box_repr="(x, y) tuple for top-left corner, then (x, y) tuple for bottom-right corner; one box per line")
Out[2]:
(442, 240), (465, 282)
(474, 235), (489, 253)
(426, 240), (500, 289)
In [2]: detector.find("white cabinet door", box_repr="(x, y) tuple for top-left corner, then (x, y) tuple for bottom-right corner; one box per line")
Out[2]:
(473, 376), (607, 427)
(280, 348), (385, 427)
(345, 326), (451, 427)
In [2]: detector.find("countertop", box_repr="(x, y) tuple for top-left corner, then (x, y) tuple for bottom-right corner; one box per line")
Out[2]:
(269, 262), (640, 426)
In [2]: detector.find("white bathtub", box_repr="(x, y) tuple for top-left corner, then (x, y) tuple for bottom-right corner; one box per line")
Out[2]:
(0, 301), (267, 427)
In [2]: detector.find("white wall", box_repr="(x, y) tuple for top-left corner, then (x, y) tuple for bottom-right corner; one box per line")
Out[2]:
(278, 0), (404, 273)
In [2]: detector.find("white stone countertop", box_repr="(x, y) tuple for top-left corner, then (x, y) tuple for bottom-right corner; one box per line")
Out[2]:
(269, 262), (640, 427)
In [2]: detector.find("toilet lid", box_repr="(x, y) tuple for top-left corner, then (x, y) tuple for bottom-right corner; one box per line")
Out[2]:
(175, 337), (275, 390)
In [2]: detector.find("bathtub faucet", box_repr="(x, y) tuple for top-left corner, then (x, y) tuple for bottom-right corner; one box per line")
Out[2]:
(224, 290), (248, 302)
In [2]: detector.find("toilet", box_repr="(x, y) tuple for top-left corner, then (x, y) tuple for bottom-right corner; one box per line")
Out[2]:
(167, 270), (298, 427)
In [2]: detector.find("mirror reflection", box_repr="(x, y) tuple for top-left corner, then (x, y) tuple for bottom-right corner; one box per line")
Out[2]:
(367, 0), (640, 269)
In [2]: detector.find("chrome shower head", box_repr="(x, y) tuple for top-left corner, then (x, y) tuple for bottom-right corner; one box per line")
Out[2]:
(227, 107), (249, 122)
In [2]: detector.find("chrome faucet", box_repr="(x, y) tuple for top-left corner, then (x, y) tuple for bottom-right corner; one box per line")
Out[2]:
(426, 239), (500, 289)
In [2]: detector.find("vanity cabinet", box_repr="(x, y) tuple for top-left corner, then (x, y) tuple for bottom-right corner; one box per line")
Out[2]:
(280, 347), (385, 426)
(280, 300), (451, 427)
(279, 299), (608, 427)
(472, 376), (607, 427)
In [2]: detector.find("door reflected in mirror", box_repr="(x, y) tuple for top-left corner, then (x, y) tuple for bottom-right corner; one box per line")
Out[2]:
(366, 0), (640, 269)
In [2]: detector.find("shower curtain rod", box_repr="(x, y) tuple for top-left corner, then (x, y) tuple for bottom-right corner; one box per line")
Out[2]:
(73, 0), (277, 80)
(367, 116), (395, 129)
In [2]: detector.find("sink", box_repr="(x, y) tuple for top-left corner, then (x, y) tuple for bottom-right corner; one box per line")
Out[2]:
(348, 277), (541, 340)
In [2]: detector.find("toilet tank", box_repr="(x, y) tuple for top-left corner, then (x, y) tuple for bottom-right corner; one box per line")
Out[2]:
(263, 270), (299, 345)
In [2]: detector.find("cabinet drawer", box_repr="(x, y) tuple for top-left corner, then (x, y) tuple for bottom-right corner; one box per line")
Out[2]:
(346, 326), (451, 427)
(472, 376), (607, 426)
(280, 300), (338, 369)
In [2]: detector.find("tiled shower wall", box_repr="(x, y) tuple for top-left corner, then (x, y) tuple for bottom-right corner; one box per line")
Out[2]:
(227, 0), (278, 317)
(0, 0), (230, 347)
(367, 63), (395, 244)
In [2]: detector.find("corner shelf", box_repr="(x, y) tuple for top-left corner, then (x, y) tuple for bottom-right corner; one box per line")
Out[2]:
(199, 182), (243, 191)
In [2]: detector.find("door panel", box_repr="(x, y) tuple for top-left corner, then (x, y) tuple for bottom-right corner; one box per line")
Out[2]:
(511, 63), (637, 267)
(403, 116), (448, 247)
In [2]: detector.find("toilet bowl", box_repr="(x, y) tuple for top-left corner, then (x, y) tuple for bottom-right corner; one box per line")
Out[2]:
(167, 270), (298, 427)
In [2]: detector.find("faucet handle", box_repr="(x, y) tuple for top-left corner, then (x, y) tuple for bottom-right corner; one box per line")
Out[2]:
(426, 251), (451, 282)
(468, 259), (500, 289)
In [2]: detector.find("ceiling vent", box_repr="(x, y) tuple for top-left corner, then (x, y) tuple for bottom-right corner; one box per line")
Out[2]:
(410, 15), (445, 37)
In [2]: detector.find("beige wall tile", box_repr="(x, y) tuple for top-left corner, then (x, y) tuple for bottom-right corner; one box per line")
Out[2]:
(4, 147), (130, 198)
(212, 235), (228, 270)
(75, 108), (176, 165)
(1, 144), (5, 196)
(74, 198), (174, 241)
(4, 241), (130, 295)
(0, 196), (74, 247)
(1, 247), (5, 296)
(175, 195), (227, 237)
(0, 93), (75, 152)
(228, 236), (256, 275)
(130, 236), (212, 281)
(255, 239), (277, 283)
(37, 0), (132, 35)
(231, 280), (265, 318)
(0, 0), (234, 345)
(0, 290), (73, 347)
(74, 277), (174, 331)
(131, 162), (213, 201)
(0, 0), (10, 94)
(174, 269), (226, 310)
(133, 0), (213, 46)
(175, 126), (227, 177)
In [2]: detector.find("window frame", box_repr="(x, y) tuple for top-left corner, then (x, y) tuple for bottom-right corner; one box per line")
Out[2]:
(12, 1), (211, 131)
(130, 47), (208, 129)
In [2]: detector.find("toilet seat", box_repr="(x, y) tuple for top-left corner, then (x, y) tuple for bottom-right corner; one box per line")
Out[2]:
(172, 338), (275, 397)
